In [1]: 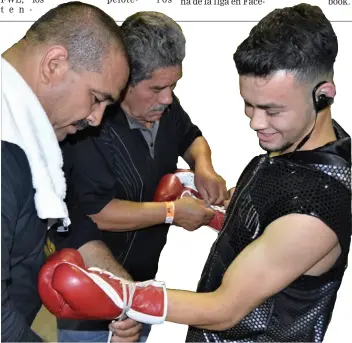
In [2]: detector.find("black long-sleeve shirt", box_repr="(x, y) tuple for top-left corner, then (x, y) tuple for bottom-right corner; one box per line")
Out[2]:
(1, 141), (46, 342)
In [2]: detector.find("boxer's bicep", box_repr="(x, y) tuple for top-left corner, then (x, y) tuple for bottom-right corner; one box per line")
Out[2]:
(213, 214), (338, 330)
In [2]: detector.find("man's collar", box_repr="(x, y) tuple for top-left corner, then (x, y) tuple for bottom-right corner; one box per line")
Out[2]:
(123, 110), (157, 130)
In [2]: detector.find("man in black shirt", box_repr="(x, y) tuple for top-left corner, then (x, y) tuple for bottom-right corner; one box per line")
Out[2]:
(58, 11), (227, 342)
(1, 2), (130, 342)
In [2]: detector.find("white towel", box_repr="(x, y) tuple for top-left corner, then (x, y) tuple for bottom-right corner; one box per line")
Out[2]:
(1, 58), (71, 227)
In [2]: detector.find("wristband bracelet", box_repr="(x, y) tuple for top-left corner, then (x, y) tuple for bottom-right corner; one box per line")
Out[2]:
(165, 202), (175, 224)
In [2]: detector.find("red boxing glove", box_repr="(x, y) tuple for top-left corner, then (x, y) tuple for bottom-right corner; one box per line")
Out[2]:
(153, 171), (197, 202)
(38, 249), (167, 324)
(154, 169), (225, 232)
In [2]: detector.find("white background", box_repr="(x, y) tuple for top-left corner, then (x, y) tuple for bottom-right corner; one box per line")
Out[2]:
(0, 0), (351, 342)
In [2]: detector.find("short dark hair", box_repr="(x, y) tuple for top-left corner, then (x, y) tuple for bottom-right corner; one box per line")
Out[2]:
(233, 3), (338, 82)
(121, 11), (186, 86)
(25, 1), (126, 72)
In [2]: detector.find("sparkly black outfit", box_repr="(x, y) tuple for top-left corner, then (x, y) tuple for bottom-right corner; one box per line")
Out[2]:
(186, 121), (351, 342)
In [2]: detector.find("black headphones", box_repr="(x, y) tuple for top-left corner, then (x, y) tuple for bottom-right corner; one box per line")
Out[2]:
(288, 80), (334, 155)
(312, 81), (334, 113)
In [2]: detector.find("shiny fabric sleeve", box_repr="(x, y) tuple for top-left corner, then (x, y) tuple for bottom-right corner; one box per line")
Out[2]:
(263, 163), (351, 255)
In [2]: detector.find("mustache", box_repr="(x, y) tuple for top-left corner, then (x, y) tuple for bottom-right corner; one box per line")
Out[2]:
(74, 119), (90, 130)
(150, 104), (169, 112)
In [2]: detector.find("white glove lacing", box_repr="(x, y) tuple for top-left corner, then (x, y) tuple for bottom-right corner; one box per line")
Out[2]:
(83, 267), (137, 343)
(176, 171), (226, 214)
(181, 190), (226, 213)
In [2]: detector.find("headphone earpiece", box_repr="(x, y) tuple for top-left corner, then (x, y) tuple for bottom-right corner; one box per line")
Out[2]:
(315, 94), (334, 112)
(292, 81), (333, 154)
(313, 81), (334, 113)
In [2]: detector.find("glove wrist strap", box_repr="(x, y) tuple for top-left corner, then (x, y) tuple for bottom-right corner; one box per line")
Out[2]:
(165, 202), (174, 224)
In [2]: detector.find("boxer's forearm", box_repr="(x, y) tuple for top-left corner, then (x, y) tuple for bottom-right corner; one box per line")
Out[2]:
(183, 136), (214, 171)
(166, 289), (238, 331)
(78, 240), (132, 280)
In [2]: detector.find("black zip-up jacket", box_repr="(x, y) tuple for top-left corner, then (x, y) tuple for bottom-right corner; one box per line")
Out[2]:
(1, 141), (46, 342)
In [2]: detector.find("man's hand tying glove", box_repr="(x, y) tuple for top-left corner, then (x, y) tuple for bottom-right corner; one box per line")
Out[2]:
(38, 248), (167, 324)
(193, 166), (227, 205)
(109, 318), (142, 343)
(154, 169), (225, 232)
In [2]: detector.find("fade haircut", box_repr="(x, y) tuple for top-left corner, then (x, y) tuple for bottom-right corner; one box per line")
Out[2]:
(25, 1), (126, 72)
(121, 11), (186, 86)
(233, 3), (338, 83)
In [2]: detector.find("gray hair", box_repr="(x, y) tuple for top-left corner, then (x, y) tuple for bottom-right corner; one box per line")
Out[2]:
(121, 11), (186, 86)
(25, 1), (126, 73)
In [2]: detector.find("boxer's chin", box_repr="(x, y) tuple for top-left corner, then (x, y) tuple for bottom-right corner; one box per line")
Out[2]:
(260, 139), (295, 154)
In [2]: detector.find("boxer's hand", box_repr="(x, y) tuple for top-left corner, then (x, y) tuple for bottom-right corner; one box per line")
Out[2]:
(109, 319), (142, 343)
(224, 187), (236, 210)
(174, 196), (215, 231)
(194, 168), (227, 205)
(38, 249), (167, 323)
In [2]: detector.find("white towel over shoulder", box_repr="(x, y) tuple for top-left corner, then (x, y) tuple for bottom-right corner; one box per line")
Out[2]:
(1, 58), (70, 227)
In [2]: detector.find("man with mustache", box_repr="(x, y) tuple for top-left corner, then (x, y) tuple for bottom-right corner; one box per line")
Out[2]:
(1, 2), (129, 341)
(56, 11), (227, 343)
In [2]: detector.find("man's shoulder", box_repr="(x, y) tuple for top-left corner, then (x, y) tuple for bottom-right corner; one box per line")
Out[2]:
(241, 153), (350, 214)
(2, 139), (25, 155)
(1, 141), (33, 206)
(266, 153), (349, 189)
(1, 141), (31, 180)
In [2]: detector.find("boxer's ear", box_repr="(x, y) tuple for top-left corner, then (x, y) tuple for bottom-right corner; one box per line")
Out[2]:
(312, 81), (335, 112)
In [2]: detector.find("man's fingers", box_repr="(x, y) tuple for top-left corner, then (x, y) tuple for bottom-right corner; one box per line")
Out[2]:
(205, 207), (215, 221)
(208, 195), (218, 205)
(110, 333), (140, 343)
(224, 187), (236, 209)
(206, 184), (220, 205)
(224, 199), (230, 210)
(197, 186), (211, 204)
(110, 318), (141, 331)
(111, 324), (142, 338)
(109, 319), (142, 338)
(213, 192), (226, 206)
(194, 198), (214, 218)
(219, 185), (229, 202)
(228, 187), (236, 198)
(208, 179), (227, 205)
(113, 328), (142, 339)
